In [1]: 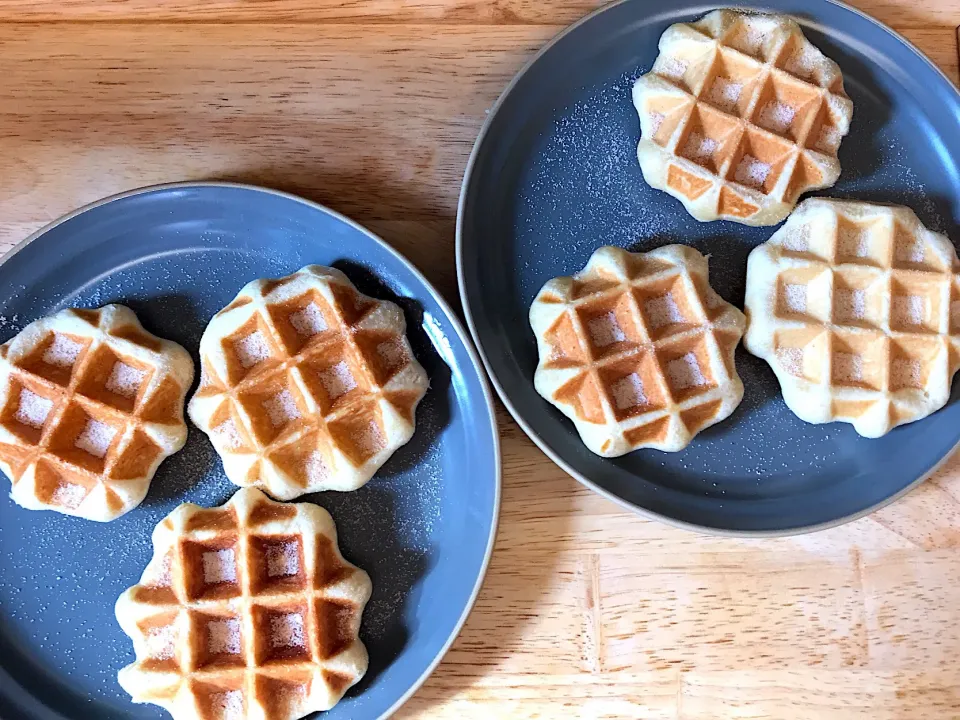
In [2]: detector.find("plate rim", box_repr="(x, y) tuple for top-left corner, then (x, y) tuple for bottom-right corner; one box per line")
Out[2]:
(455, 0), (960, 537)
(1, 180), (503, 719)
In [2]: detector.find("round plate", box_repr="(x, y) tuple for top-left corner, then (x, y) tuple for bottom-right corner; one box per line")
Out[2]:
(458, 0), (960, 534)
(0, 183), (500, 719)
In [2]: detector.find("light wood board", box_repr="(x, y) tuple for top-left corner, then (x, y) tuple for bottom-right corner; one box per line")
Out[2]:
(1, 3), (959, 718)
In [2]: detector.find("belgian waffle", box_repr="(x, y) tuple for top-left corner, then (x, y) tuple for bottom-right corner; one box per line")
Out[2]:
(744, 198), (960, 437)
(0, 305), (193, 521)
(530, 245), (746, 455)
(632, 9), (853, 225)
(188, 265), (428, 500)
(115, 487), (371, 720)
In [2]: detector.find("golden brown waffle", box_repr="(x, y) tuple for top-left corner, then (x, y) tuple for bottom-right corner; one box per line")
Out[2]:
(530, 245), (745, 455)
(115, 487), (371, 720)
(188, 265), (428, 499)
(632, 9), (853, 225)
(0, 305), (193, 521)
(745, 198), (960, 437)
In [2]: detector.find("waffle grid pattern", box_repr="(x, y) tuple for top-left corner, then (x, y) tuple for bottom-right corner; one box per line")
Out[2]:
(745, 198), (960, 437)
(0, 305), (193, 521)
(189, 265), (428, 499)
(632, 9), (853, 225)
(116, 487), (372, 720)
(530, 245), (745, 456)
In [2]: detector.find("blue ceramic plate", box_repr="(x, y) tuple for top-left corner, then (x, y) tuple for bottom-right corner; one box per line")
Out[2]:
(458, 0), (960, 534)
(0, 183), (500, 719)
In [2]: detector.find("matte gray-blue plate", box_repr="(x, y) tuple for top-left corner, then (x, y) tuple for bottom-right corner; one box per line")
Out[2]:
(458, 0), (960, 534)
(0, 182), (500, 719)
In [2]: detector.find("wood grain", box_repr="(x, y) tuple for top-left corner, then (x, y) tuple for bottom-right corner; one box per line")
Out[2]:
(2, 3), (960, 718)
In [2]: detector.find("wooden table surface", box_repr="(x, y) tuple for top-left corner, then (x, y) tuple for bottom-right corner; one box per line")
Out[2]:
(2, 1), (960, 718)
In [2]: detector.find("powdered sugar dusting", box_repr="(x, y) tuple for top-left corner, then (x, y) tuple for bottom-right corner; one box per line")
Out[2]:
(644, 293), (685, 328)
(356, 420), (385, 456)
(148, 554), (173, 588)
(75, 419), (116, 458)
(587, 312), (625, 347)
(836, 288), (866, 322)
(52, 483), (87, 508)
(783, 284), (807, 313)
(212, 689), (244, 720)
(892, 358), (921, 389)
(660, 57), (688, 81)
(15, 389), (52, 428)
(734, 154), (771, 189)
(649, 111), (665, 135)
(817, 125), (841, 153)
(290, 303), (327, 336)
(833, 352), (863, 383)
(105, 362), (146, 398)
(759, 101), (796, 134)
(262, 389), (300, 427)
(42, 335), (82, 368)
(376, 341), (404, 369)
(667, 352), (706, 390)
(215, 419), (244, 449)
(146, 624), (176, 660)
(777, 347), (803, 377)
(895, 237), (925, 265)
(320, 361), (357, 399)
(892, 295), (924, 326)
(202, 548), (237, 585)
(207, 618), (241, 655)
(707, 78), (742, 112)
(266, 541), (300, 578)
(611, 373), (647, 410)
(304, 450), (330, 485)
(234, 331), (270, 368)
(784, 45), (819, 80)
(838, 225), (869, 259)
(683, 132), (718, 162)
(781, 226), (810, 253)
(270, 612), (305, 648)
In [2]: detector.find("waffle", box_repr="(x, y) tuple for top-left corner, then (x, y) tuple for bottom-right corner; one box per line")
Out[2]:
(530, 245), (746, 455)
(632, 9), (853, 225)
(0, 305), (193, 521)
(744, 198), (960, 437)
(188, 265), (428, 500)
(115, 487), (372, 720)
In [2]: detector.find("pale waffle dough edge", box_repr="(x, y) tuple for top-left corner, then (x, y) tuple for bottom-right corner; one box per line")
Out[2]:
(115, 486), (372, 720)
(632, 9), (853, 226)
(188, 265), (429, 499)
(0, 304), (194, 521)
(530, 245), (746, 456)
(744, 197), (960, 437)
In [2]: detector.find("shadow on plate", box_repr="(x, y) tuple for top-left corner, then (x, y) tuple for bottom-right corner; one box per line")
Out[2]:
(311, 481), (430, 694)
